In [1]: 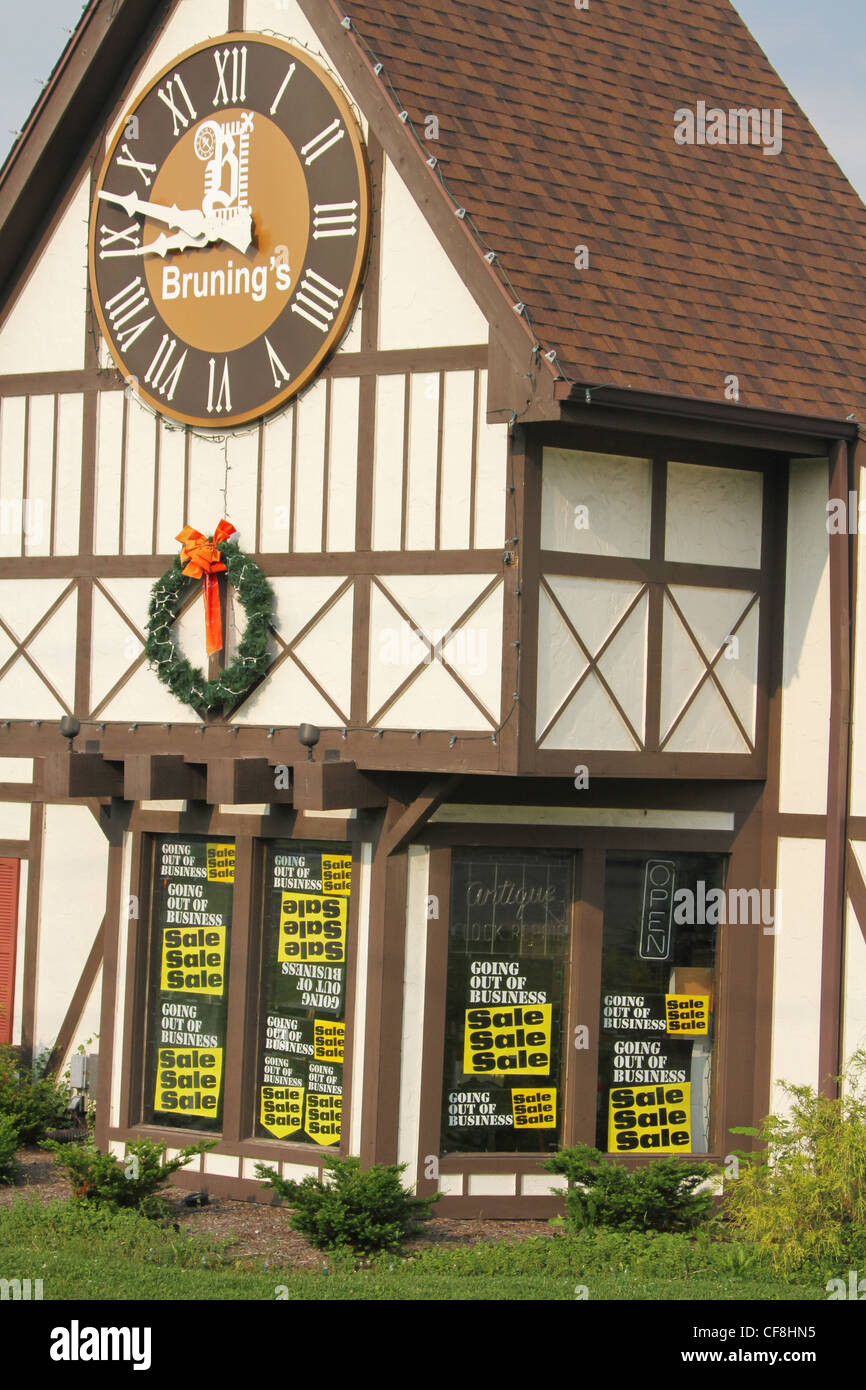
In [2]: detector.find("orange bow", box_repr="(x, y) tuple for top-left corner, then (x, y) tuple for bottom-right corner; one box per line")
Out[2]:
(176, 520), (237, 657)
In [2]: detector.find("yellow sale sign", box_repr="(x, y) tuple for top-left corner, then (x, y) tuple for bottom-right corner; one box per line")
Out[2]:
(511, 1088), (557, 1129)
(665, 994), (709, 1035)
(305, 1092), (341, 1146)
(160, 925), (227, 995)
(154, 1046), (223, 1119)
(260, 1085), (304, 1139)
(314, 1019), (344, 1063)
(321, 855), (352, 895)
(206, 843), (235, 882)
(278, 892), (347, 964)
(463, 1004), (552, 1075)
(608, 1083), (692, 1154)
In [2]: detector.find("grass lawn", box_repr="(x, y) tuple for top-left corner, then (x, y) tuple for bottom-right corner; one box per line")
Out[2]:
(0, 1243), (825, 1300)
(0, 1197), (826, 1300)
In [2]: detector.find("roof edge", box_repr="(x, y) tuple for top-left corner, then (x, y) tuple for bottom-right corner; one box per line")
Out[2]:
(0, 0), (168, 307)
(300, 0), (558, 404)
(553, 379), (859, 447)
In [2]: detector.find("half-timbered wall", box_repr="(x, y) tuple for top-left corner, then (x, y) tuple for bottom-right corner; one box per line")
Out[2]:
(0, 24), (507, 743)
(0, 0), (858, 1215)
(537, 449), (763, 757)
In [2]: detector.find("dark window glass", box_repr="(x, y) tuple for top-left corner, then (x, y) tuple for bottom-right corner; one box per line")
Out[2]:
(254, 842), (351, 1148)
(441, 849), (574, 1154)
(143, 835), (234, 1132)
(597, 851), (724, 1155)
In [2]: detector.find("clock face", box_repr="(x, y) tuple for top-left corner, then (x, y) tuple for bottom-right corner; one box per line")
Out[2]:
(89, 35), (371, 428)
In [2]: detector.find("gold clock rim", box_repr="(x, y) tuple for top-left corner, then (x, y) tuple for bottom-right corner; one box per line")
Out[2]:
(87, 32), (372, 430)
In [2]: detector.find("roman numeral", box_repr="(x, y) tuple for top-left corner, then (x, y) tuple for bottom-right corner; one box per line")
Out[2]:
(103, 276), (155, 351)
(313, 202), (358, 240)
(213, 46), (247, 106)
(115, 143), (157, 187)
(264, 337), (291, 391)
(270, 63), (295, 115)
(207, 357), (232, 414)
(145, 334), (187, 401)
(301, 119), (345, 166)
(99, 222), (142, 257)
(291, 269), (344, 334)
(157, 73), (198, 136)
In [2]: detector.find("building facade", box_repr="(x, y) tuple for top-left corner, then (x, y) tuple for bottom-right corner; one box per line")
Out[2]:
(0, 0), (863, 1215)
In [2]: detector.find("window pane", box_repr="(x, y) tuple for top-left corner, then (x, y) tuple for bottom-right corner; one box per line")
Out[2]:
(441, 849), (574, 1154)
(254, 843), (351, 1148)
(143, 835), (234, 1132)
(596, 851), (724, 1155)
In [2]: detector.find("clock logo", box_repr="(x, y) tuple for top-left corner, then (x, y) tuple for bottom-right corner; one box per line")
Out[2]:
(89, 35), (371, 428)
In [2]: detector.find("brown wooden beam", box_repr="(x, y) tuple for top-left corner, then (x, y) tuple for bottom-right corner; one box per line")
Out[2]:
(379, 775), (462, 856)
(360, 802), (409, 1169)
(94, 840), (126, 1152)
(19, 801), (43, 1063)
(43, 752), (124, 799)
(291, 760), (388, 812)
(206, 758), (292, 805)
(820, 441), (851, 1095)
(123, 755), (207, 802)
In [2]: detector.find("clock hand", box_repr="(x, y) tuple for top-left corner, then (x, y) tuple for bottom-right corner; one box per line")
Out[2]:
(132, 230), (210, 258)
(166, 206), (253, 255)
(97, 191), (253, 255)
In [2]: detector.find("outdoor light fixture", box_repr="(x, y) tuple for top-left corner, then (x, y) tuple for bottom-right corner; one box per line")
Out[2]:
(58, 715), (80, 744)
(298, 723), (321, 760)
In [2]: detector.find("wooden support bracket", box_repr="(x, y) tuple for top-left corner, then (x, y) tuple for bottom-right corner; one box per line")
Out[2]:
(43, 752), (124, 799)
(291, 759), (388, 812)
(123, 754), (207, 802)
(206, 758), (292, 805)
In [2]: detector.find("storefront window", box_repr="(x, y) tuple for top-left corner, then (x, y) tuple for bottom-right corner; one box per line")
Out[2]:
(143, 835), (234, 1132)
(596, 852), (724, 1155)
(254, 842), (351, 1147)
(440, 849), (573, 1153)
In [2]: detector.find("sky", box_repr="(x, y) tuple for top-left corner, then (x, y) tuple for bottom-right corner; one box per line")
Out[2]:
(0, 1), (865, 195)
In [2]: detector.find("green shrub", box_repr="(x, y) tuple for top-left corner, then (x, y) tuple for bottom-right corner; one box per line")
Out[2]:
(41, 1134), (214, 1218)
(255, 1154), (439, 1254)
(0, 1045), (71, 1143)
(542, 1144), (716, 1232)
(724, 1048), (866, 1276)
(0, 1112), (20, 1185)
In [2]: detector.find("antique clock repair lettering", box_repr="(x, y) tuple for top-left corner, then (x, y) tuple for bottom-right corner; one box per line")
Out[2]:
(89, 36), (371, 428)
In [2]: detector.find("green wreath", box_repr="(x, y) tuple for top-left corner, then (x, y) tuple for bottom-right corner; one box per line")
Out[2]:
(145, 541), (275, 718)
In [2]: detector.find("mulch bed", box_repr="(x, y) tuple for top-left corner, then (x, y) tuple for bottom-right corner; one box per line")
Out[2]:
(0, 1147), (555, 1272)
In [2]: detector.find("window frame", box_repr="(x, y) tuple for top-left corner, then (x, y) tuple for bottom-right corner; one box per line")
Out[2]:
(415, 814), (754, 1194)
(115, 813), (362, 1170)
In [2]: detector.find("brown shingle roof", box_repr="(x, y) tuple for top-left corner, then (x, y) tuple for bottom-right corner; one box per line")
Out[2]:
(342, 0), (866, 420)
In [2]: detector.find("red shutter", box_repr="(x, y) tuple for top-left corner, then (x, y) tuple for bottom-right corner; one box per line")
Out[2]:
(0, 858), (21, 1045)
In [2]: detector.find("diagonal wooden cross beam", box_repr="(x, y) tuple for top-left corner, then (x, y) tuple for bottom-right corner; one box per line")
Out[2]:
(379, 775), (463, 857)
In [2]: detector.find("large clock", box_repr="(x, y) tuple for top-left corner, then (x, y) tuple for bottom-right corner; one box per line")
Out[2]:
(89, 35), (371, 428)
